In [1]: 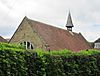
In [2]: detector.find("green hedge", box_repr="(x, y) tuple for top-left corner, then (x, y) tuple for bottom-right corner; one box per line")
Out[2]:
(0, 43), (100, 76)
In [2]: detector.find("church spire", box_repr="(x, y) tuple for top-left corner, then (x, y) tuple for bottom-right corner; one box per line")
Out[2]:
(66, 12), (74, 31)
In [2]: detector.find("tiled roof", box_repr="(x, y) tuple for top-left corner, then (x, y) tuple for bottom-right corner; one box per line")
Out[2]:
(0, 36), (7, 43)
(95, 38), (100, 43)
(26, 17), (91, 52)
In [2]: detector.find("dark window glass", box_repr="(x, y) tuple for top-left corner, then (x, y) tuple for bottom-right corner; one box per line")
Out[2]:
(20, 41), (34, 50)
(31, 44), (33, 49)
(24, 42), (26, 45)
(27, 42), (30, 49)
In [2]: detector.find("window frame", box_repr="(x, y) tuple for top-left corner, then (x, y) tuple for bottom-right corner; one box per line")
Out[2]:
(94, 43), (100, 48)
(20, 41), (34, 50)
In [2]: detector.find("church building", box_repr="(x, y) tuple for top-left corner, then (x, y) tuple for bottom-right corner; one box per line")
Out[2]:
(9, 12), (91, 52)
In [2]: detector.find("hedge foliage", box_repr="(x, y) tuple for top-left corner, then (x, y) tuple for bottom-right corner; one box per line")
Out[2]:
(0, 43), (100, 76)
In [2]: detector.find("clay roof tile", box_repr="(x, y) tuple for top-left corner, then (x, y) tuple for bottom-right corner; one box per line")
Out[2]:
(27, 18), (91, 52)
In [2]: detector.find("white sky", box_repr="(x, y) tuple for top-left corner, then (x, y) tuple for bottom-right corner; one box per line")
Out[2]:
(0, 0), (100, 42)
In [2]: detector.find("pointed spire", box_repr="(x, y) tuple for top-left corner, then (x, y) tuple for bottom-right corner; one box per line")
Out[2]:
(66, 12), (74, 31)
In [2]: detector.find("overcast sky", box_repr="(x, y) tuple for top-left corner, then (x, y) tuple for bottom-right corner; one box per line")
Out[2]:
(0, 0), (100, 42)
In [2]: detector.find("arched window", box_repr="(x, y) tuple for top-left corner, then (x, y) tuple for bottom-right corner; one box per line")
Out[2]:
(20, 41), (34, 50)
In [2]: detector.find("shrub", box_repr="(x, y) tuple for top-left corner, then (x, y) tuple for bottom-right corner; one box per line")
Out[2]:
(0, 43), (100, 76)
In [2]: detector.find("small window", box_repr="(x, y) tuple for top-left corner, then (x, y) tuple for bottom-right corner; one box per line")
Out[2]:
(20, 41), (34, 50)
(67, 28), (72, 31)
(94, 43), (100, 48)
(31, 45), (33, 49)
(27, 42), (30, 49)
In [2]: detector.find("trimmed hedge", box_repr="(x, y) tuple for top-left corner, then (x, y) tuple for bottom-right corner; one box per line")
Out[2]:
(0, 43), (100, 76)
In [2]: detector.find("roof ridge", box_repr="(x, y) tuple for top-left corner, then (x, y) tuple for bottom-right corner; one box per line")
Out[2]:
(27, 18), (80, 35)
(95, 38), (100, 42)
(27, 18), (67, 31)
